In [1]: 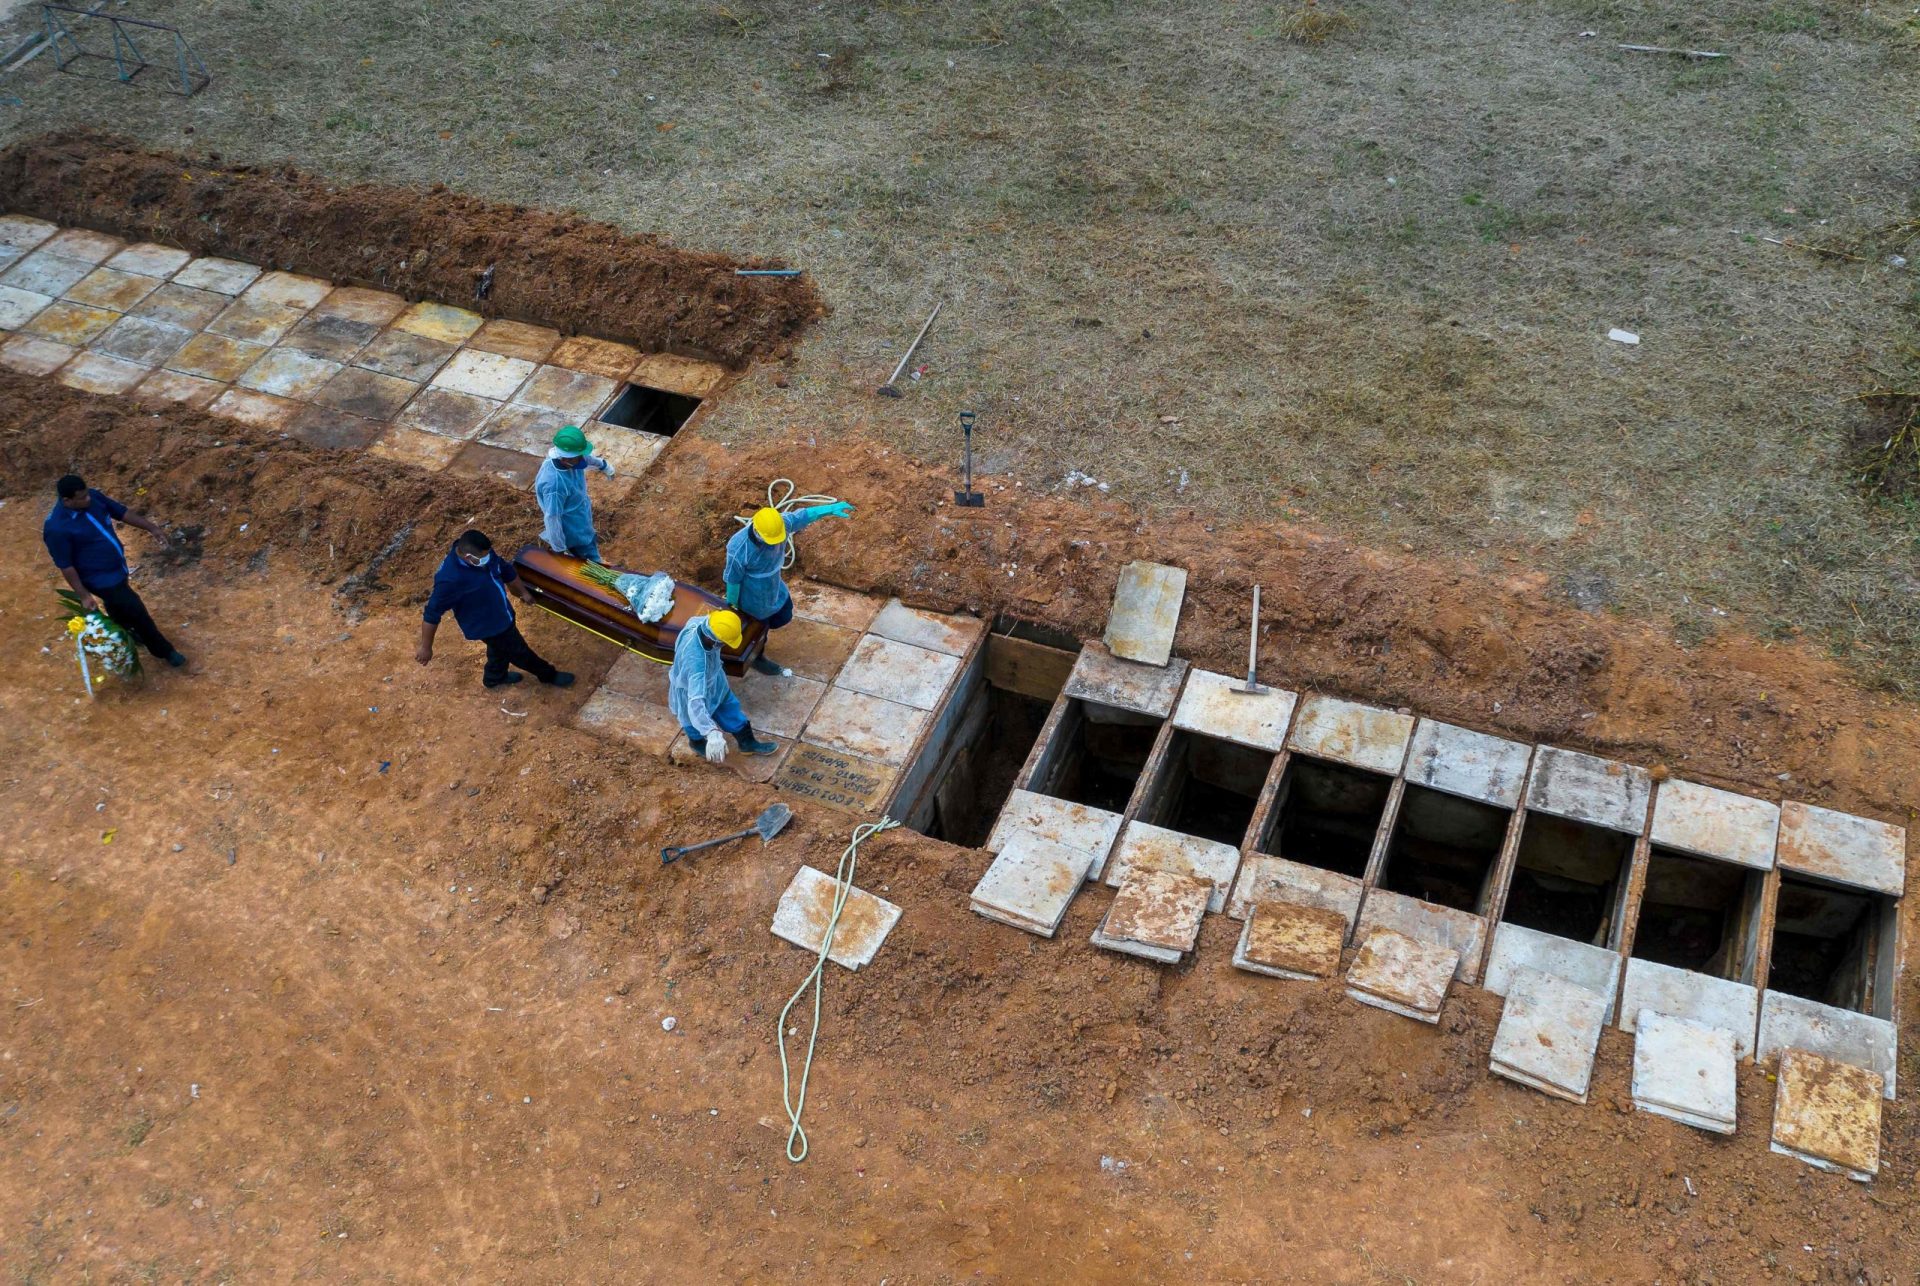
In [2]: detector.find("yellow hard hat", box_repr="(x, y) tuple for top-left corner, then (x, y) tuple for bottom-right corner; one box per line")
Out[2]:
(751, 506), (787, 544)
(707, 610), (744, 649)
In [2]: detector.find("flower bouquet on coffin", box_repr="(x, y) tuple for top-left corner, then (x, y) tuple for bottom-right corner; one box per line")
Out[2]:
(57, 589), (142, 697)
(579, 563), (677, 623)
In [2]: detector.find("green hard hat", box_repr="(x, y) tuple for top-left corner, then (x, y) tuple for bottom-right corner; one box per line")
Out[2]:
(552, 424), (593, 456)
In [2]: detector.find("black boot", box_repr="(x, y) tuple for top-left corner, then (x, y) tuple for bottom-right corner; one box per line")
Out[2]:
(735, 722), (779, 756)
(750, 654), (791, 677)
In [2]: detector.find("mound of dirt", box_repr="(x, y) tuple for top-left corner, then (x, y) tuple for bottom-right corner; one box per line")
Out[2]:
(0, 130), (825, 367)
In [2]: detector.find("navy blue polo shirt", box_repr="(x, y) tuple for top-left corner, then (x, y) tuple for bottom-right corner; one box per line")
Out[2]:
(43, 489), (131, 591)
(422, 544), (520, 641)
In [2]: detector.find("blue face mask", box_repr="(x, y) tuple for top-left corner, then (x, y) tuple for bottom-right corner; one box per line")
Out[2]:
(460, 551), (489, 569)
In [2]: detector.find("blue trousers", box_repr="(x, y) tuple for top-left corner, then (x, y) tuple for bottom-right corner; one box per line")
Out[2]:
(683, 692), (748, 744)
(566, 540), (602, 563)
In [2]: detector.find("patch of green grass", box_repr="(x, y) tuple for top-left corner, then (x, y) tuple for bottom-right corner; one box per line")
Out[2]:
(126, 1115), (153, 1147)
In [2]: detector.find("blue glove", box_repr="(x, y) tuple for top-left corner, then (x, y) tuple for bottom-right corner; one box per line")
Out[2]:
(724, 581), (740, 608)
(817, 502), (854, 520)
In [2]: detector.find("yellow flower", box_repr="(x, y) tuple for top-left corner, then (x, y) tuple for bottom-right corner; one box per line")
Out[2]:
(67, 617), (85, 636)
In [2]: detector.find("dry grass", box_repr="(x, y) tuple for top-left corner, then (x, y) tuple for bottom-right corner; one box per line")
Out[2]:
(1262, 2), (1359, 45)
(3, 0), (1920, 685)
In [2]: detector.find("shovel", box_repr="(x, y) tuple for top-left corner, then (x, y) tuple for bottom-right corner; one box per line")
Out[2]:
(1232, 585), (1269, 695)
(660, 803), (793, 865)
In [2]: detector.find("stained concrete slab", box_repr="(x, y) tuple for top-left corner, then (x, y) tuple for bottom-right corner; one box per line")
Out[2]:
(1171, 668), (1298, 752)
(1490, 965), (1609, 1104)
(513, 363), (618, 418)
(600, 652), (671, 703)
(549, 335), (641, 380)
(987, 789), (1125, 880)
(0, 334), (74, 376)
(40, 229), (123, 264)
(969, 832), (1095, 937)
(1104, 560), (1187, 666)
(56, 352), (150, 395)
(368, 425), (463, 472)
(1063, 640), (1188, 718)
(22, 301), (119, 346)
(668, 728), (792, 783)
(310, 286), (407, 327)
(104, 242), (192, 279)
(208, 388), (301, 430)
(1355, 888), (1484, 983)
(393, 301), (484, 344)
(355, 328), (458, 381)
(0, 285), (52, 330)
(446, 442), (543, 489)
(1287, 694), (1416, 776)
(1090, 925), (1183, 964)
(432, 348), (537, 401)
(762, 617), (860, 683)
(468, 318), (561, 363)
(165, 332), (269, 382)
(1102, 820), (1241, 913)
(285, 404), (386, 451)
(1234, 900), (1348, 980)
(631, 350), (730, 397)
(868, 599), (983, 657)
(572, 688), (682, 756)
(90, 315), (192, 367)
(1228, 852), (1362, 925)
(800, 687), (930, 766)
(592, 426), (671, 478)
(790, 581), (884, 633)
(771, 864), (902, 971)
(3, 251), (99, 297)
(834, 634), (962, 711)
(170, 256), (262, 295)
(772, 743), (899, 814)
(238, 347), (343, 400)
(134, 369), (225, 410)
(736, 670), (828, 740)
(1756, 991), (1897, 1100)
(280, 313), (380, 362)
(1632, 1010), (1737, 1134)
(1619, 958), (1759, 1059)
(0, 215), (57, 255)
(1651, 780), (1780, 870)
(314, 366), (420, 420)
(478, 403), (571, 455)
(246, 272), (332, 310)
(206, 294), (315, 345)
(1103, 867), (1212, 954)
(1405, 720), (1532, 809)
(1483, 921), (1623, 1009)
(64, 266), (161, 312)
(1526, 745), (1653, 834)
(1774, 801), (1905, 897)
(1770, 1048), (1882, 1181)
(131, 282), (229, 331)
(396, 387), (501, 440)
(1345, 927), (1458, 1022)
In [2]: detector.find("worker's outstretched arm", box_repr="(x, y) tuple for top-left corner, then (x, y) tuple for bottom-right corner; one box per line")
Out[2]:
(416, 619), (438, 665)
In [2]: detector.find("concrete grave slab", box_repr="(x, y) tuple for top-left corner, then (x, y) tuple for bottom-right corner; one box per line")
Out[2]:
(834, 634), (962, 711)
(1090, 925), (1183, 964)
(479, 403), (572, 455)
(393, 301), (484, 344)
(432, 348), (536, 401)
(736, 670), (828, 740)
(311, 286), (407, 327)
(630, 350), (729, 398)
(239, 347), (343, 400)
(1756, 991), (1897, 1099)
(773, 743), (899, 814)
(762, 617), (860, 683)
(790, 581), (884, 632)
(1104, 560), (1187, 666)
(1287, 694), (1415, 776)
(285, 404), (385, 450)
(166, 332), (269, 383)
(1102, 867), (1212, 954)
(0, 285), (52, 330)
(513, 363), (618, 418)
(0, 215), (57, 255)
(368, 425), (462, 471)
(1234, 900), (1348, 980)
(1770, 1049), (1882, 1181)
(0, 246), (18, 274)
(573, 688), (682, 756)
(1619, 958), (1759, 1059)
(208, 388), (301, 430)
(1355, 888), (1484, 983)
(55, 352), (150, 395)
(969, 832), (1095, 937)
(104, 242), (193, 279)
(41, 229), (122, 264)
(1526, 746), (1652, 834)
(207, 294), (316, 346)
(549, 334), (640, 380)
(0, 334), (74, 376)
(1405, 720), (1532, 808)
(91, 316), (192, 367)
(598, 653), (671, 704)
(868, 599), (985, 658)
(396, 387), (501, 440)
(800, 686), (929, 766)
(1484, 921), (1623, 1009)
(64, 266), (161, 312)
(1102, 820), (1241, 913)
(23, 301), (119, 346)
(1775, 802), (1905, 896)
(130, 282), (228, 331)
(1064, 639), (1187, 718)
(355, 328), (458, 381)
(1345, 927), (1458, 1023)
(3, 252), (98, 298)
(1632, 1010), (1737, 1134)
(314, 366), (420, 421)
(134, 369), (225, 410)
(668, 730), (792, 784)
(281, 313), (380, 362)
(771, 864), (902, 971)
(468, 318), (561, 363)
(447, 442), (543, 489)
(591, 427), (670, 477)
(244, 271), (333, 311)
(170, 257), (262, 295)
(987, 789), (1125, 880)
(1227, 852), (1362, 925)
(1651, 779), (1780, 870)
(1172, 668), (1298, 752)
(1490, 966), (1609, 1104)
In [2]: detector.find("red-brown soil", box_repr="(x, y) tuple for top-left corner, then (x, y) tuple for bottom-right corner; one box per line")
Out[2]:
(1, 371), (1916, 1280)
(0, 132), (824, 366)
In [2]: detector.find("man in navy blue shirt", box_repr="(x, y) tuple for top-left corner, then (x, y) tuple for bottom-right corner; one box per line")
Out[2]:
(416, 530), (575, 690)
(43, 473), (187, 668)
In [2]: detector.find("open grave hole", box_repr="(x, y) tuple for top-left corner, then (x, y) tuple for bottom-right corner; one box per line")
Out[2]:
(1768, 873), (1898, 1018)
(1499, 812), (1634, 947)
(1256, 756), (1393, 879)
(1630, 847), (1765, 982)
(1029, 698), (1162, 815)
(599, 383), (700, 436)
(1135, 731), (1273, 848)
(1380, 784), (1510, 913)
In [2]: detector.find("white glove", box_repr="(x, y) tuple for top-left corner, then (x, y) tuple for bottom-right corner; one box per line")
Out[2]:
(597, 456), (617, 479)
(704, 735), (727, 765)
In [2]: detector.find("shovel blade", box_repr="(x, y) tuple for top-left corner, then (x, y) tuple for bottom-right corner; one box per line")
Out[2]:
(753, 803), (794, 843)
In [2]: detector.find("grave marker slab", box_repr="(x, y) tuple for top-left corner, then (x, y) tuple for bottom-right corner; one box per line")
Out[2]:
(1770, 1048), (1882, 1181)
(970, 832), (1095, 937)
(1490, 966), (1609, 1104)
(771, 865), (902, 971)
(1287, 694), (1415, 776)
(1345, 927), (1458, 1023)
(1632, 1010), (1737, 1135)
(1234, 900), (1348, 980)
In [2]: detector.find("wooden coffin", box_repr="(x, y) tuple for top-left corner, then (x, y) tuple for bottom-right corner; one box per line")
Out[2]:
(512, 546), (766, 675)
